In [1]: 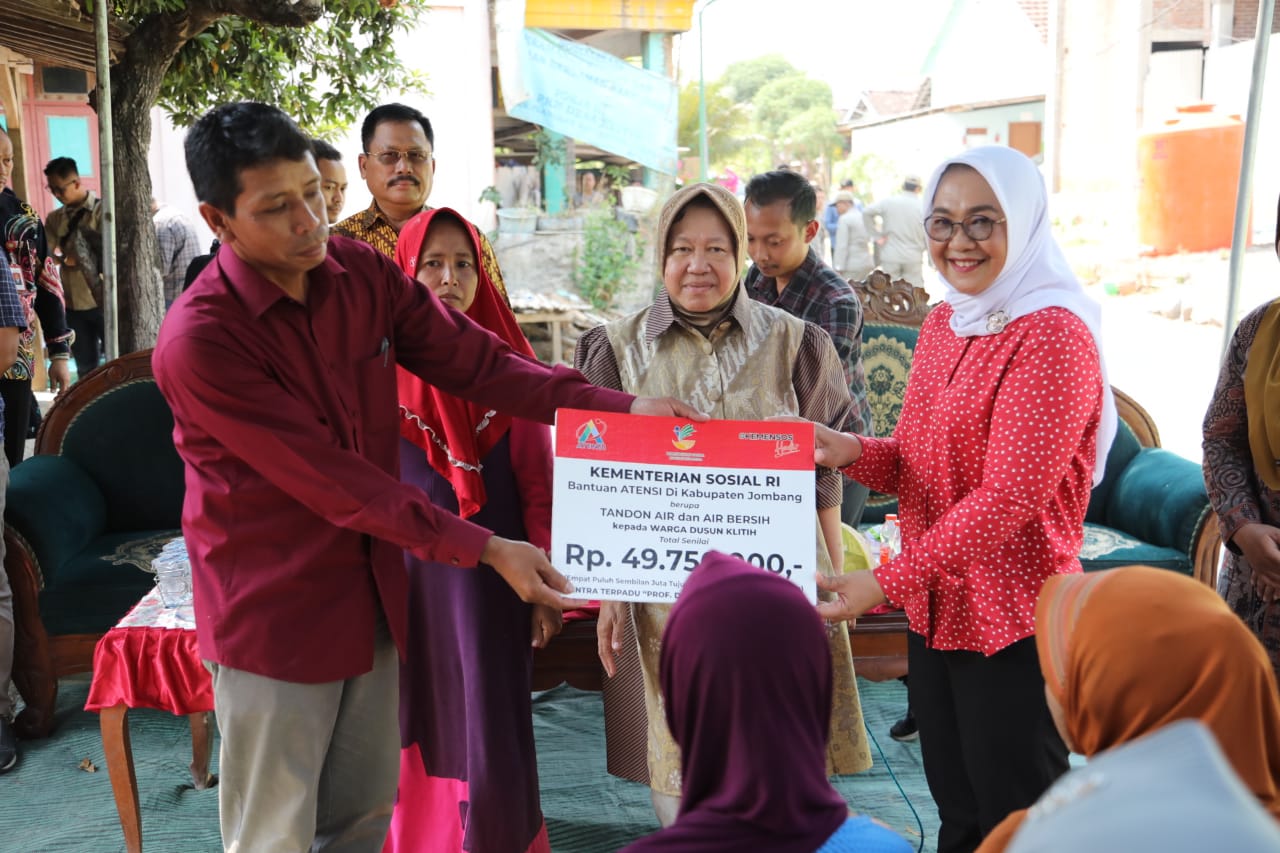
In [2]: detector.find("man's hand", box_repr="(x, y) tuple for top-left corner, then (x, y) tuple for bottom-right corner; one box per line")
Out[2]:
(630, 396), (709, 422)
(1232, 523), (1280, 591)
(531, 604), (563, 649)
(596, 600), (628, 677)
(815, 570), (886, 623)
(481, 536), (585, 610)
(48, 359), (71, 395)
(769, 415), (863, 468)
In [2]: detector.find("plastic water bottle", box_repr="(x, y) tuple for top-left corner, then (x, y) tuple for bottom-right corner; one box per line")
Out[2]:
(879, 514), (900, 566)
(153, 537), (192, 608)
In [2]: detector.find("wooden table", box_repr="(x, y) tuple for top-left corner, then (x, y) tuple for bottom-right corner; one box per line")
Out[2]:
(85, 588), (216, 853)
(515, 311), (572, 365)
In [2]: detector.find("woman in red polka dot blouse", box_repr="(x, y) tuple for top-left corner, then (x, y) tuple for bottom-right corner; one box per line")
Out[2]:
(802, 146), (1116, 853)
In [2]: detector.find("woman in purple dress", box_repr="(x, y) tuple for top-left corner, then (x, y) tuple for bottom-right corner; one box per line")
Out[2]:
(384, 207), (560, 853)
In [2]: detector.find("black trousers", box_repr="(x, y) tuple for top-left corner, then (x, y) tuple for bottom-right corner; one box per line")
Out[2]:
(908, 631), (1068, 853)
(67, 308), (105, 381)
(0, 377), (30, 469)
(840, 478), (870, 527)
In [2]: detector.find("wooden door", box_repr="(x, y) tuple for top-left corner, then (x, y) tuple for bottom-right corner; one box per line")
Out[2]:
(1009, 121), (1042, 159)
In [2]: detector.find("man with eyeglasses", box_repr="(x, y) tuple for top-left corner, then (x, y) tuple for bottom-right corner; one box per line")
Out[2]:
(42, 157), (104, 380)
(332, 103), (437, 257)
(863, 175), (928, 290)
(333, 102), (512, 295)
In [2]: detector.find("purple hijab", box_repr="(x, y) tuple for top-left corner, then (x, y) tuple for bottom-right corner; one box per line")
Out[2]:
(620, 551), (850, 853)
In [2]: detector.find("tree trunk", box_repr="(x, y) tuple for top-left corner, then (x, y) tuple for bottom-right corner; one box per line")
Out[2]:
(112, 90), (165, 354)
(105, 1), (325, 352)
(109, 14), (190, 353)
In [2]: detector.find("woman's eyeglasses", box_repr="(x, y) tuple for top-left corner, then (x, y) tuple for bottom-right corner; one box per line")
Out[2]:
(365, 149), (432, 167)
(924, 214), (1006, 242)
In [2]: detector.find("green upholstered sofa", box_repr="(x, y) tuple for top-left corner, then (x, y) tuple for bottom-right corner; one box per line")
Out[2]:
(4, 348), (605, 737)
(6, 349), (183, 737)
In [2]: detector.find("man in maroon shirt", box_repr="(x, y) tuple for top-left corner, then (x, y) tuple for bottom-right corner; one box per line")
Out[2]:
(154, 102), (700, 853)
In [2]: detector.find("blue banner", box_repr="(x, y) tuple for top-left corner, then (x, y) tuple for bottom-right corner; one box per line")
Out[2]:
(507, 29), (678, 175)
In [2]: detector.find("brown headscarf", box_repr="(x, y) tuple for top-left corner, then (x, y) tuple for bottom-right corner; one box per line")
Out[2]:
(1244, 299), (1280, 489)
(1242, 193), (1280, 488)
(978, 565), (1280, 853)
(655, 183), (749, 334)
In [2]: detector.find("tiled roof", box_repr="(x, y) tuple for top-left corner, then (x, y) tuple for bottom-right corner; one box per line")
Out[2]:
(1017, 0), (1049, 44)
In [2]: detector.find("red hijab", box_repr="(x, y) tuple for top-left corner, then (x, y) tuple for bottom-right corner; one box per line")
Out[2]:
(394, 208), (537, 517)
(621, 551), (850, 853)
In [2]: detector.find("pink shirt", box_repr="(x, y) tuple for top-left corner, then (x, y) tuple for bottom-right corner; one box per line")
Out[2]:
(847, 305), (1102, 654)
(153, 238), (632, 682)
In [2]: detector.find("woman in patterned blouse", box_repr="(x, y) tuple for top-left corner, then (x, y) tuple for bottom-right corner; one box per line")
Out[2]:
(797, 146), (1115, 853)
(1202, 192), (1280, 683)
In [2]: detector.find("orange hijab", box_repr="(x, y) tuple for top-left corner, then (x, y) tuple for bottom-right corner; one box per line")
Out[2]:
(394, 208), (537, 518)
(979, 566), (1280, 853)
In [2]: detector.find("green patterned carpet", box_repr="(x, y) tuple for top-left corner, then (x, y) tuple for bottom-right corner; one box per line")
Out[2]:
(0, 677), (935, 853)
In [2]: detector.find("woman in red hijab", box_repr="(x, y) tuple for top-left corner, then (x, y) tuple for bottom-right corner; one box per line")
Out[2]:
(384, 208), (559, 853)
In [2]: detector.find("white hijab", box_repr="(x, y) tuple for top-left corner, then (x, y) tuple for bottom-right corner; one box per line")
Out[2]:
(924, 145), (1116, 485)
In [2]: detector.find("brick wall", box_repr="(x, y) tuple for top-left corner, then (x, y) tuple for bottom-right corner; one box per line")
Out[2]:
(1233, 0), (1280, 40)
(1153, 0), (1208, 32)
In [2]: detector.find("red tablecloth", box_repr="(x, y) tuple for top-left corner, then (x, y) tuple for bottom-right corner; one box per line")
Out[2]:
(85, 587), (214, 716)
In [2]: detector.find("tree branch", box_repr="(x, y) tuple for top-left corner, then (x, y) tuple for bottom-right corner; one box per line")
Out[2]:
(181, 0), (325, 29)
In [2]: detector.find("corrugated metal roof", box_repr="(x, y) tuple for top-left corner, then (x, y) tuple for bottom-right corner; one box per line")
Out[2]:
(0, 0), (128, 72)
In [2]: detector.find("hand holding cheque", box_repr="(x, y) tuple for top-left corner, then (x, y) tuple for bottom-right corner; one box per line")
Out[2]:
(769, 415), (888, 623)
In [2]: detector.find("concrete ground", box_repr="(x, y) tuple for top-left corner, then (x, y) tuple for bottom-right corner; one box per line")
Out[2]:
(1088, 244), (1277, 464)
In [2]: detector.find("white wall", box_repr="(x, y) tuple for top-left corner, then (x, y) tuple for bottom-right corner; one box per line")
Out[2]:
(340, 0), (498, 231)
(1143, 49), (1204, 123)
(148, 112), (215, 251)
(1051, 0), (1149, 241)
(848, 101), (1045, 200)
(147, 0), (498, 236)
(927, 0), (1049, 108)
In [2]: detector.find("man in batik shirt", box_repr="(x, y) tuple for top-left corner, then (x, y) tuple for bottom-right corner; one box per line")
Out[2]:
(332, 103), (508, 291)
(0, 129), (73, 466)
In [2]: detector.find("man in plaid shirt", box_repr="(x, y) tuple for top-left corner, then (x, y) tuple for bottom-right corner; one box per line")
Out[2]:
(744, 170), (872, 526)
(152, 197), (201, 307)
(0, 247), (29, 773)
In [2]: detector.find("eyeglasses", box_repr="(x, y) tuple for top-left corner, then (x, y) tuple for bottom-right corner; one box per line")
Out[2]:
(924, 214), (1006, 242)
(46, 179), (78, 198)
(365, 149), (432, 167)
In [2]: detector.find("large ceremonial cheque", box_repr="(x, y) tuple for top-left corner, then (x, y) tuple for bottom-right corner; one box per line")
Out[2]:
(552, 409), (817, 604)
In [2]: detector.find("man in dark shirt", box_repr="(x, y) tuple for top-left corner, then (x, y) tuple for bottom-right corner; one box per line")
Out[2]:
(744, 170), (872, 526)
(0, 129), (74, 464)
(155, 102), (700, 852)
